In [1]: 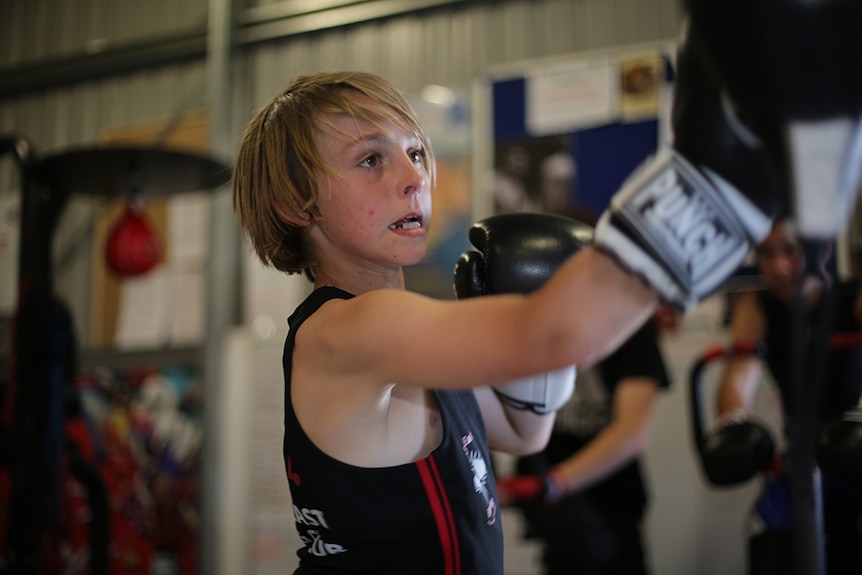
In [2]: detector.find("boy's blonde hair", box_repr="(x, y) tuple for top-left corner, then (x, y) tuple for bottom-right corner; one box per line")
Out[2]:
(232, 71), (436, 280)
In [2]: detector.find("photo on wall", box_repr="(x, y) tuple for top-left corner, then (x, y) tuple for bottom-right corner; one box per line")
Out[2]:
(493, 135), (577, 216)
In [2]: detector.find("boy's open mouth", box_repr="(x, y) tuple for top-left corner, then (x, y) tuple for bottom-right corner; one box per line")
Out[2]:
(390, 215), (422, 230)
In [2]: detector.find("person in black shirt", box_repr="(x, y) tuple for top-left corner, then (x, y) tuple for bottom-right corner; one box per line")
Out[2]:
(497, 319), (670, 574)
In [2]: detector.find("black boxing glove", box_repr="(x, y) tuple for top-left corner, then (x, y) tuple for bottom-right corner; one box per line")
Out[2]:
(593, 20), (783, 312)
(699, 408), (777, 487)
(689, 344), (777, 487)
(454, 212), (594, 298)
(453, 213), (592, 413)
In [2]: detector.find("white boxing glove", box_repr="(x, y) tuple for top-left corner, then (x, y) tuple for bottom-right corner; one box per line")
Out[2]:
(594, 21), (781, 312)
(493, 365), (576, 414)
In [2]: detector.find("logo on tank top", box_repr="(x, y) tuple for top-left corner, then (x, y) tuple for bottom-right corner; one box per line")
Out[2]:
(462, 432), (497, 526)
(294, 505), (349, 556)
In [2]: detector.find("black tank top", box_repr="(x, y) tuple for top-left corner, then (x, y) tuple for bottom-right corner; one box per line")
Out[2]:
(283, 287), (504, 574)
(759, 280), (862, 434)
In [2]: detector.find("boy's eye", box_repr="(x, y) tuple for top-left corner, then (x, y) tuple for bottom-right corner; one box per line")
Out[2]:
(409, 148), (426, 164)
(360, 155), (380, 168)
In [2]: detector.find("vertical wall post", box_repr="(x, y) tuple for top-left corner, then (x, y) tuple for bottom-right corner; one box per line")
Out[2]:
(202, 0), (240, 573)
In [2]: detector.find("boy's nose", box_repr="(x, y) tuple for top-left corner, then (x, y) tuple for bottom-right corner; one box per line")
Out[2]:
(399, 160), (427, 196)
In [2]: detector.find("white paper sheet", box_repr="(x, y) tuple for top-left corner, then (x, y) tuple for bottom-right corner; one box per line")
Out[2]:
(169, 265), (205, 345)
(114, 266), (173, 349)
(168, 191), (210, 266)
(526, 55), (618, 135)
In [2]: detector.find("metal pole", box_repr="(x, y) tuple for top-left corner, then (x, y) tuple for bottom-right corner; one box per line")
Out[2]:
(201, 1), (239, 574)
(789, 241), (833, 575)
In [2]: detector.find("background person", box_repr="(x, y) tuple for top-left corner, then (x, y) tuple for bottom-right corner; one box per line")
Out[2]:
(716, 218), (862, 575)
(497, 317), (669, 575)
(493, 208), (671, 575)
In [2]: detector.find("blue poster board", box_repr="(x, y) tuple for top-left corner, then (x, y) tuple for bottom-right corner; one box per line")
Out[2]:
(486, 49), (674, 221)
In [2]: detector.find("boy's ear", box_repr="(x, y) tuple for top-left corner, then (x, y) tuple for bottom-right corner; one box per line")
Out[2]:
(275, 198), (311, 227)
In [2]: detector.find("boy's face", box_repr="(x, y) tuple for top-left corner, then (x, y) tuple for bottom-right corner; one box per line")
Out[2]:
(309, 95), (433, 278)
(755, 222), (805, 302)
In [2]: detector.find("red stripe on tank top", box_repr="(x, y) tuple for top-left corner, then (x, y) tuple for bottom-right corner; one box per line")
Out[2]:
(416, 455), (461, 575)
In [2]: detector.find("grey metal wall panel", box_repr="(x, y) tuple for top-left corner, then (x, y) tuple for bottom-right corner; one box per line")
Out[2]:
(2, 0), (683, 136)
(0, 0), (210, 67)
(0, 63), (208, 149)
(238, 0), (681, 105)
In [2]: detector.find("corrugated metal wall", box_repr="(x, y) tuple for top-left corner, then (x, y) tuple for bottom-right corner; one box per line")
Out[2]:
(1, 0), (682, 156)
(0, 0), (210, 144)
(0, 0), (208, 67)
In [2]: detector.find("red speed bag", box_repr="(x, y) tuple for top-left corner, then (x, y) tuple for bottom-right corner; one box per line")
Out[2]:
(105, 200), (161, 276)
